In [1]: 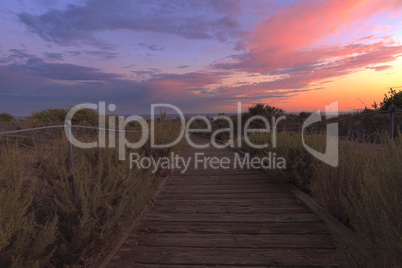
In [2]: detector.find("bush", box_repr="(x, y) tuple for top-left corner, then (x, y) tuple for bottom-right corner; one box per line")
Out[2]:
(69, 107), (99, 126)
(30, 108), (67, 126)
(29, 107), (100, 126)
(0, 113), (15, 122)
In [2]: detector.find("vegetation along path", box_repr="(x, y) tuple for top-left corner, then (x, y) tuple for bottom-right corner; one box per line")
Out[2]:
(106, 135), (340, 267)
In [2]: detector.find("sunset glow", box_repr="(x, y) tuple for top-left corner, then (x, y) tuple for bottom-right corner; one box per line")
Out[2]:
(1, 0), (401, 115)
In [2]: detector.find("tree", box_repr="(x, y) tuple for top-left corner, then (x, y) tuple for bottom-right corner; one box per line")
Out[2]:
(372, 88), (402, 111)
(247, 103), (285, 117)
(243, 103), (285, 130)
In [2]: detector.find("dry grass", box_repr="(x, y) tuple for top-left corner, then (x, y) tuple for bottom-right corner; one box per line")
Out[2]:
(0, 116), (182, 266)
(242, 131), (402, 267)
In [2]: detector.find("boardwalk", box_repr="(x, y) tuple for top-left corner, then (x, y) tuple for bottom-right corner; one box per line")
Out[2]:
(107, 135), (340, 267)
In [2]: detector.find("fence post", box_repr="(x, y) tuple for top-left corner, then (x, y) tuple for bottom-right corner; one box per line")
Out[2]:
(389, 105), (396, 139)
(66, 120), (77, 204)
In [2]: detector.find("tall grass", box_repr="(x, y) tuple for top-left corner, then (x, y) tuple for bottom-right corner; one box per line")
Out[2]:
(242, 131), (402, 267)
(0, 117), (182, 266)
(0, 144), (58, 267)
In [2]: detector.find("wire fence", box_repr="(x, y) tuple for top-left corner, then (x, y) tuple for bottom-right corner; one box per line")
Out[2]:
(0, 108), (401, 202)
(0, 120), (164, 204)
(249, 106), (402, 138)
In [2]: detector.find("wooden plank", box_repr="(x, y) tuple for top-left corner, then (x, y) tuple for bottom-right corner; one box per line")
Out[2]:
(167, 179), (276, 185)
(152, 204), (311, 214)
(138, 221), (331, 234)
(172, 172), (266, 177)
(156, 192), (295, 200)
(288, 185), (366, 255)
(161, 187), (284, 194)
(162, 185), (282, 191)
(143, 212), (320, 223)
(154, 198), (303, 206)
(172, 173), (271, 179)
(128, 233), (336, 249)
(176, 169), (264, 175)
(169, 176), (274, 182)
(112, 246), (340, 266)
(111, 264), (314, 268)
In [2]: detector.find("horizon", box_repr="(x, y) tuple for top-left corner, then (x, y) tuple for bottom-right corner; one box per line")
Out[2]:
(11, 109), (363, 120)
(1, 0), (402, 116)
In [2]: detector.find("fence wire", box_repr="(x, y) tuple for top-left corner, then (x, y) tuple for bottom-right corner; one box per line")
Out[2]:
(250, 109), (400, 130)
(0, 122), (163, 136)
(0, 110), (401, 135)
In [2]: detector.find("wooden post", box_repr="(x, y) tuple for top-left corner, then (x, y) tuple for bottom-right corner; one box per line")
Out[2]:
(66, 120), (77, 204)
(388, 105), (396, 139)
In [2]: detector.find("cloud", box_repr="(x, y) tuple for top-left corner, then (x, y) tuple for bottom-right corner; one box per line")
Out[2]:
(227, 2), (401, 66)
(0, 54), (314, 115)
(131, 69), (160, 76)
(83, 50), (119, 59)
(8, 57), (122, 81)
(43, 52), (64, 60)
(123, 64), (136, 69)
(18, 0), (242, 48)
(236, 0), (402, 73)
(212, 0), (402, 92)
(4, 0), (402, 115)
(138, 43), (164, 51)
(367, 65), (392, 71)
(65, 50), (81, 56)
(6, 49), (35, 62)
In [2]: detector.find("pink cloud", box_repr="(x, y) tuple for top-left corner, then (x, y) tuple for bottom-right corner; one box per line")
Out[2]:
(366, 65), (393, 71)
(242, 0), (402, 73)
(209, 0), (402, 104)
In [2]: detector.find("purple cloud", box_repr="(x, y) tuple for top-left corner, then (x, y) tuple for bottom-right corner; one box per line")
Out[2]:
(43, 52), (64, 60)
(18, 0), (242, 48)
(138, 43), (164, 51)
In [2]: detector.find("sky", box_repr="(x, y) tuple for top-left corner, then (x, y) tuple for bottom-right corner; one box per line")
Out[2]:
(0, 0), (401, 116)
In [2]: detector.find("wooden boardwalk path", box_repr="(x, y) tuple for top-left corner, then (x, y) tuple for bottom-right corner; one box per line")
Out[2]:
(107, 135), (340, 267)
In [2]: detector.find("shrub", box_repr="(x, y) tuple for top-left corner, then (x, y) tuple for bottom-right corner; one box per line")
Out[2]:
(29, 107), (101, 127)
(30, 108), (67, 126)
(0, 113), (15, 122)
(70, 107), (99, 126)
